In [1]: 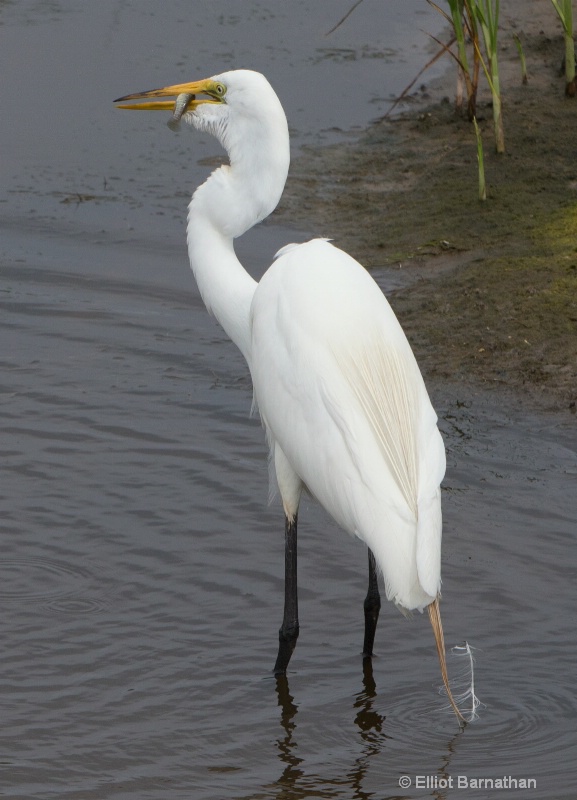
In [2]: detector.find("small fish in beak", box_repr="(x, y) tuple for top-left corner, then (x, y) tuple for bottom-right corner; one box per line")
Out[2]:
(167, 93), (195, 131)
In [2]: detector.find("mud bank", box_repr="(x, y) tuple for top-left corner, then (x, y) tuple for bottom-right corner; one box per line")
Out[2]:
(278, 3), (577, 413)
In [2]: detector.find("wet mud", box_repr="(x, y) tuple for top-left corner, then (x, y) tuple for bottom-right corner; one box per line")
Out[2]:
(279, 8), (577, 413)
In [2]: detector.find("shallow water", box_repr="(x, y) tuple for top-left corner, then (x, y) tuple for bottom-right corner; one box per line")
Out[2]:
(2, 2), (577, 798)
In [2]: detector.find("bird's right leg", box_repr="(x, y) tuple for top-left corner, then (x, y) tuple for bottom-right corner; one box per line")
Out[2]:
(362, 549), (381, 658)
(274, 512), (299, 675)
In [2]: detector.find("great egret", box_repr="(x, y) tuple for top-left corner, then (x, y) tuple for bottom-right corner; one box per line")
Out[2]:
(115, 69), (466, 722)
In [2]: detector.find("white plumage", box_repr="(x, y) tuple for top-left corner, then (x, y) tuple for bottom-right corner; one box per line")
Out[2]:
(115, 69), (468, 721)
(251, 238), (444, 611)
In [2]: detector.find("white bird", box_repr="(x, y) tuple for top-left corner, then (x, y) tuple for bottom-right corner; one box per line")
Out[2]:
(115, 69), (466, 722)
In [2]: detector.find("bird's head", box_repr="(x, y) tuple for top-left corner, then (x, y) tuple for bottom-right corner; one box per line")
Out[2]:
(115, 75), (225, 126)
(114, 69), (288, 157)
(115, 69), (290, 235)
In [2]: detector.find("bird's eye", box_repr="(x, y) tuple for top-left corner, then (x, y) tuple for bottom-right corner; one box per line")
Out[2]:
(214, 83), (226, 97)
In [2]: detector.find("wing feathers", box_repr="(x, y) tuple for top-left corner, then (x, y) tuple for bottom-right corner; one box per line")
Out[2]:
(336, 334), (444, 604)
(335, 338), (420, 516)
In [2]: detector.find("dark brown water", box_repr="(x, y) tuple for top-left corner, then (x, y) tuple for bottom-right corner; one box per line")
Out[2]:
(2, 2), (577, 798)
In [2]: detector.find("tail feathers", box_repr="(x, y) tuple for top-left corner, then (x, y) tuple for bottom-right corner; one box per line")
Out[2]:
(427, 598), (480, 724)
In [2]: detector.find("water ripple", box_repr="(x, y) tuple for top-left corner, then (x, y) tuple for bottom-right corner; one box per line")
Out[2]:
(0, 557), (115, 615)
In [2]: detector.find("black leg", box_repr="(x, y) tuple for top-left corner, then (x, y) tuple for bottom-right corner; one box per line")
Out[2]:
(274, 514), (299, 675)
(362, 549), (381, 658)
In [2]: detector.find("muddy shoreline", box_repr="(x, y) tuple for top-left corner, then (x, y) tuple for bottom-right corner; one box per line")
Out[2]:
(278, 3), (577, 414)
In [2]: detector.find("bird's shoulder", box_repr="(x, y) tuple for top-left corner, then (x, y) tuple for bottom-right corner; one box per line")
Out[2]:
(259, 238), (385, 313)
(254, 238), (404, 352)
(272, 238), (331, 261)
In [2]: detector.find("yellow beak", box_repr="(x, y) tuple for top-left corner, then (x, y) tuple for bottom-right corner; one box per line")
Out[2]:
(114, 78), (224, 111)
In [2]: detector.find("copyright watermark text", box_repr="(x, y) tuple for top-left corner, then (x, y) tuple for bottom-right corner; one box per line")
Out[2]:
(399, 775), (537, 790)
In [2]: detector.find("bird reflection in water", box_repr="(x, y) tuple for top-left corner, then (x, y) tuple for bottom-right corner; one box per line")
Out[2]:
(269, 662), (464, 799)
(272, 660), (389, 799)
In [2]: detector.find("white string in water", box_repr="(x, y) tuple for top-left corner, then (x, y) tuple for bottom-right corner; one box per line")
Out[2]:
(443, 642), (483, 722)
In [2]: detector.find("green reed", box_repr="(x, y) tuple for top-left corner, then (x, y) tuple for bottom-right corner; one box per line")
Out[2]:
(551, 0), (576, 96)
(472, 0), (505, 153)
(473, 116), (487, 200)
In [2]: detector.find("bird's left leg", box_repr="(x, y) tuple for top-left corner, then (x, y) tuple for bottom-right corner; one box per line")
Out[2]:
(274, 512), (299, 675)
(272, 444), (302, 675)
(363, 549), (381, 658)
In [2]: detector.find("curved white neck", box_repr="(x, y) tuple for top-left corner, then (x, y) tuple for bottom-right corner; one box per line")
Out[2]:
(186, 106), (289, 366)
(187, 194), (256, 363)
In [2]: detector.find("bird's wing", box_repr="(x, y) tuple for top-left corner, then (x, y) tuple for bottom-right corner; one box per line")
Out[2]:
(333, 336), (420, 517)
(330, 329), (445, 603)
(338, 333), (445, 596)
(250, 239), (445, 609)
